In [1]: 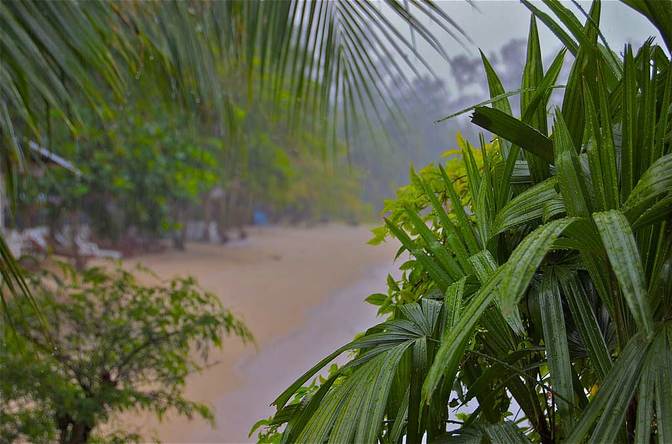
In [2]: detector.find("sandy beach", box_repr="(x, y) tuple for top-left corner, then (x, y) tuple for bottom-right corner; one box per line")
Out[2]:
(117, 224), (398, 443)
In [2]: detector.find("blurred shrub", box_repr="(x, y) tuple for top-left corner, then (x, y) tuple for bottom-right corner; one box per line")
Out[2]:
(0, 263), (251, 443)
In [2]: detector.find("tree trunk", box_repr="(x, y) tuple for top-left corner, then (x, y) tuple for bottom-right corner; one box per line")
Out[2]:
(171, 203), (187, 250)
(67, 421), (92, 444)
(57, 415), (71, 444)
(57, 417), (93, 444)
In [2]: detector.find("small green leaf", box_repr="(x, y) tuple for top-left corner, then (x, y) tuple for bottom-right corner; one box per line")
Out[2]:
(365, 293), (387, 306)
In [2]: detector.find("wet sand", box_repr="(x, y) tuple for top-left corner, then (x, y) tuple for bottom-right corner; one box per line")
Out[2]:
(117, 224), (398, 443)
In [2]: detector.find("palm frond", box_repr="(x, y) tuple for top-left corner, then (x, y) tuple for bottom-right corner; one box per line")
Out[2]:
(0, 0), (467, 307)
(271, 1), (672, 442)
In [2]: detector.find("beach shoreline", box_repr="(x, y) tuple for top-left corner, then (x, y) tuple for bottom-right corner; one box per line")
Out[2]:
(116, 224), (398, 442)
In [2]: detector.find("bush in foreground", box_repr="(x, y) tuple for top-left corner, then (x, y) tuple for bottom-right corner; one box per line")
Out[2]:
(0, 263), (251, 444)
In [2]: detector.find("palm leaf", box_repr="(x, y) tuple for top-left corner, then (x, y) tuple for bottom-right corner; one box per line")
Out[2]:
(493, 177), (559, 235)
(1, 0), (469, 308)
(568, 332), (649, 443)
(470, 107), (554, 163)
(539, 272), (575, 435)
(521, 15), (550, 182)
(623, 153), (672, 220)
(559, 271), (613, 379)
(422, 275), (478, 404)
(499, 218), (577, 329)
(621, 0), (672, 52)
(593, 210), (654, 339)
(278, 299), (444, 442)
(552, 110), (591, 217)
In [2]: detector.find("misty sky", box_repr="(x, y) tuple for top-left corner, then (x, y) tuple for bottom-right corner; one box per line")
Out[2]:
(386, 1), (664, 89)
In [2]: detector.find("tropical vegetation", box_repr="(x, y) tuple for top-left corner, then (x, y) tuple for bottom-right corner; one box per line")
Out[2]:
(13, 76), (369, 253)
(0, 262), (251, 444)
(0, 0), (462, 306)
(2, 0), (671, 442)
(261, 1), (672, 443)
(1, 1), (464, 442)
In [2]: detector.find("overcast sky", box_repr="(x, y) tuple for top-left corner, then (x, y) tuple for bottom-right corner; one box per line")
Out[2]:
(385, 1), (664, 86)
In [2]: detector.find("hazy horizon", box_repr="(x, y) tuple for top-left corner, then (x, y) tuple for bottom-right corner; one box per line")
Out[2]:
(384, 1), (664, 92)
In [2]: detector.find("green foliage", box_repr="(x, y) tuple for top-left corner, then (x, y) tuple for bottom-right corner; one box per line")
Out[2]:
(250, 364), (342, 444)
(265, 2), (672, 443)
(15, 75), (370, 243)
(368, 134), (500, 247)
(280, 153), (372, 223)
(0, 262), (251, 443)
(224, 99), (373, 225)
(19, 100), (220, 240)
(1, 0), (463, 165)
(1, 0), (465, 310)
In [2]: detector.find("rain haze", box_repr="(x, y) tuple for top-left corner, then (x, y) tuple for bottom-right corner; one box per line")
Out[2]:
(2, 1), (670, 444)
(385, 1), (664, 104)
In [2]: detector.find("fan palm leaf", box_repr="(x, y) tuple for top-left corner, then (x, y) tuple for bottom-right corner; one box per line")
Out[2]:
(272, 1), (672, 442)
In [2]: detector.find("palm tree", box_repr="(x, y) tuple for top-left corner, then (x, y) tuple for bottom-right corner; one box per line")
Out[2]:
(269, 1), (672, 442)
(0, 0), (467, 307)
